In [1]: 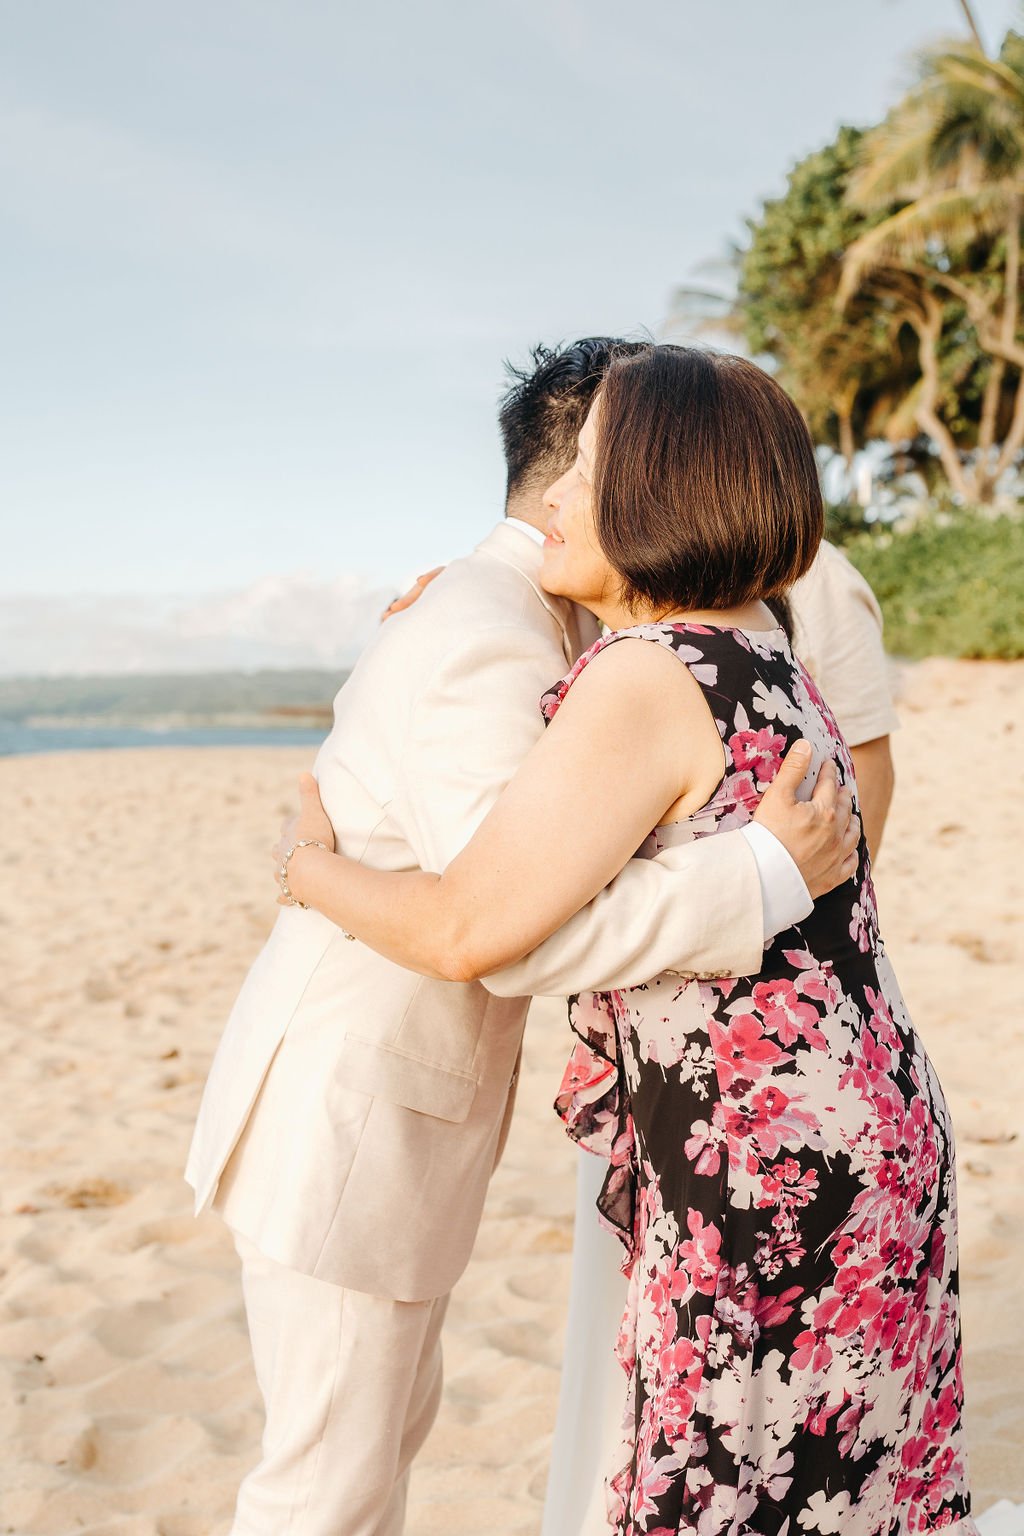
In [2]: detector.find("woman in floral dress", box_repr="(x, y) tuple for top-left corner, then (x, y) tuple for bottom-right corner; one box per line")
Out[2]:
(278, 345), (977, 1535)
(549, 620), (969, 1535)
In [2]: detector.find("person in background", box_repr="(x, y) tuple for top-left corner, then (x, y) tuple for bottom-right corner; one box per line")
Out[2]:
(786, 542), (896, 859)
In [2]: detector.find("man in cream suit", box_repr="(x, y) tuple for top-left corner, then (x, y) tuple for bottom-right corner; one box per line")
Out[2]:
(186, 338), (860, 1536)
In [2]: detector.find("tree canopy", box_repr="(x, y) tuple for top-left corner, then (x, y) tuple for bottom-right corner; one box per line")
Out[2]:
(731, 16), (1024, 500)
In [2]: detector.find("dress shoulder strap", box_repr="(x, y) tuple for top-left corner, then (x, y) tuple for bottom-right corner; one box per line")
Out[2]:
(540, 620), (787, 726)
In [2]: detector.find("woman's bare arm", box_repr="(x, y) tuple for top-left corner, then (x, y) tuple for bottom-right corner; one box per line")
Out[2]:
(283, 639), (724, 980)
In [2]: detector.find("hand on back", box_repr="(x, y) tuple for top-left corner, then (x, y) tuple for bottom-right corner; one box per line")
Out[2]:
(380, 568), (444, 622)
(271, 774), (336, 906)
(754, 743), (860, 899)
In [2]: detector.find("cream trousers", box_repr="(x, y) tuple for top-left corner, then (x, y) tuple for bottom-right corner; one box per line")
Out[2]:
(231, 1233), (449, 1536)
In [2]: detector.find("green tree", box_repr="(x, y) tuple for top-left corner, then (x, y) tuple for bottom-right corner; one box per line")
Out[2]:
(840, 22), (1024, 499)
(731, 127), (923, 469)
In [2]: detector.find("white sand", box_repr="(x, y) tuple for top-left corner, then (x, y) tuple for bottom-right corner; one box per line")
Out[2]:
(1, 658), (1021, 1533)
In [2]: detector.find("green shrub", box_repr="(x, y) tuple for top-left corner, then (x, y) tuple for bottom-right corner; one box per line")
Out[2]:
(843, 505), (1024, 659)
(824, 501), (891, 546)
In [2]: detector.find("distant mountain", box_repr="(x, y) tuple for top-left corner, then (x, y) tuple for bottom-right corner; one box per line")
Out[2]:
(0, 669), (345, 728)
(0, 572), (397, 677)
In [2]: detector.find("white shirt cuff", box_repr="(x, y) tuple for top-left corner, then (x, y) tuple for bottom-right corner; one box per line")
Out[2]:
(739, 822), (813, 943)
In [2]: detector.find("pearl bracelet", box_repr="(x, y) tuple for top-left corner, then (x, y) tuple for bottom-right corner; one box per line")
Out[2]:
(278, 838), (332, 909)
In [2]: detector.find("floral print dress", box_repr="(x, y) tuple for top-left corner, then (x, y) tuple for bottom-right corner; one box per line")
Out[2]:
(545, 622), (976, 1536)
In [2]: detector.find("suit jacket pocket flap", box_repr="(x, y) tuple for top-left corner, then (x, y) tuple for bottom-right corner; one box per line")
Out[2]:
(339, 1035), (479, 1123)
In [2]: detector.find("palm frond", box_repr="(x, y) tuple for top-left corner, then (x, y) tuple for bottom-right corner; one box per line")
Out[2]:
(664, 286), (744, 340)
(851, 44), (1024, 211)
(838, 181), (1022, 304)
(849, 113), (956, 207)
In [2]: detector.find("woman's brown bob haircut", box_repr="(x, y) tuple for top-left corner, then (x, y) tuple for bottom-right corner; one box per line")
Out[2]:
(592, 346), (823, 614)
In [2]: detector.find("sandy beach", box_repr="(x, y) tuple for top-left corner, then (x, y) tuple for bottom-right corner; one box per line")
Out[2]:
(2, 657), (1022, 1534)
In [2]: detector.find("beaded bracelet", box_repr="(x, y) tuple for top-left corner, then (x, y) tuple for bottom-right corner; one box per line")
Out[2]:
(278, 838), (332, 909)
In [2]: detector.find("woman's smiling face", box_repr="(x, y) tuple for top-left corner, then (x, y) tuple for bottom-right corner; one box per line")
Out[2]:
(539, 397), (624, 621)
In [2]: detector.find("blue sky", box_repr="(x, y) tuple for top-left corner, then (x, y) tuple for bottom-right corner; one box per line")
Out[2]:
(4, 0), (1020, 610)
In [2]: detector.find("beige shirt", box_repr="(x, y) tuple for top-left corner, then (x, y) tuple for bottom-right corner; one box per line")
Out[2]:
(789, 540), (900, 748)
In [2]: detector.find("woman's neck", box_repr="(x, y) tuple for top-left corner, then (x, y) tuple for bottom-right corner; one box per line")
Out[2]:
(591, 596), (780, 633)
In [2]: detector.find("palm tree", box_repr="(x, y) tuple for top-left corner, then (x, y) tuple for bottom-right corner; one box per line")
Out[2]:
(956, 0), (986, 55)
(838, 19), (1024, 499)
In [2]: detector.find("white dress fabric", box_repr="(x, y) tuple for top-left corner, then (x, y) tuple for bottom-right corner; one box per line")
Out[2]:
(976, 1506), (1024, 1535)
(541, 1148), (630, 1536)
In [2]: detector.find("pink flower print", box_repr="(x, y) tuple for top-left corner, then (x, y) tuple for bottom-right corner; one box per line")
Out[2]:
(837, 1397), (867, 1457)
(864, 1289), (913, 1357)
(721, 1084), (818, 1162)
(634, 1171), (666, 1253)
(656, 1339), (704, 1445)
(840, 1024), (899, 1100)
(850, 895), (872, 952)
(831, 1233), (857, 1267)
(646, 1251), (694, 1333)
(862, 1028), (894, 1077)
(791, 1327), (834, 1374)
(751, 1083), (793, 1121)
(754, 1283), (802, 1330)
(815, 1280), (885, 1337)
(892, 1236), (923, 1280)
(678, 1210), (723, 1296)
(796, 958), (840, 1000)
(710, 1261), (763, 1352)
(899, 1433), (930, 1474)
(787, 1168), (819, 1207)
(555, 1038), (615, 1101)
(933, 1445), (957, 1481)
(684, 1117), (724, 1177)
(756, 1158), (819, 1210)
(864, 986), (902, 1050)
(660, 1336), (698, 1387)
(629, 1451), (678, 1529)
(929, 1228), (947, 1280)
(726, 768), (762, 813)
(709, 1013), (788, 1093)
(795, 660), (828, 715)
(924, 1384), (960, 1438)
(804, 1394), (843, 1437)
(729, 726), (787, 784)
(839, 1252), (884, 1284)
(752, 979), (827, 1050)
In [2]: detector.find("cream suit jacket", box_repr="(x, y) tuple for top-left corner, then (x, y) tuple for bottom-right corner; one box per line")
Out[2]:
(185, 522), (765, 1302)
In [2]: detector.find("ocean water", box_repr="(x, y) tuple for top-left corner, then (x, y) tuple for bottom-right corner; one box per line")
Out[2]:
(0, 722), (326, 756)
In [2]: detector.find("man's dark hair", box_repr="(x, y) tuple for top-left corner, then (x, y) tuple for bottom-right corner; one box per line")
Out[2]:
(498, 337), (646, 500)
(593, 345), (822, 613)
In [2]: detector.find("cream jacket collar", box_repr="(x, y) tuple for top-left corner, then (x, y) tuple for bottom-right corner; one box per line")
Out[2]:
(475, 520), (601, 665)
